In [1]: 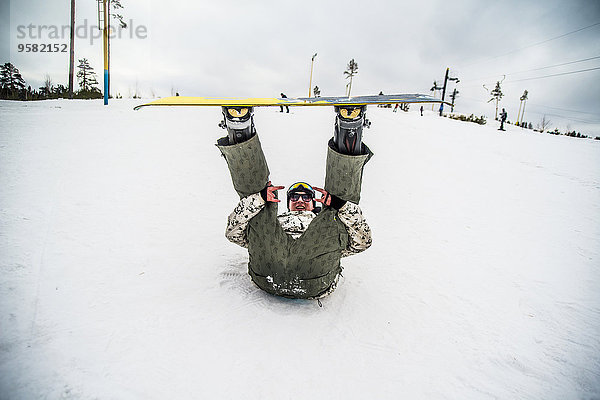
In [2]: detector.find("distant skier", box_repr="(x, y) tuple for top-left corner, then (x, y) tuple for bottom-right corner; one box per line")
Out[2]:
(420, 105), (424, 116)
(279, 93), (289, 113)
(499, 108), (507, 131)
(378, 92), (388, 109)
(216, 105), (373, 300)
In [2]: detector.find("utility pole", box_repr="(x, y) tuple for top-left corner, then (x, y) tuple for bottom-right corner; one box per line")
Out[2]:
(68, 0), (75, 99)
(439, 67), (459, 116)
(308, 53), (317, 97)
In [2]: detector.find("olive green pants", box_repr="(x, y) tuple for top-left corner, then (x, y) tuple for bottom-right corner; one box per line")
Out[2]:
(217, 135), (372, 298)
(217, 135), (372, 201)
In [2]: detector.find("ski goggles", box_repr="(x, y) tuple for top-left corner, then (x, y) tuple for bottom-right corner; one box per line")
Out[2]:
(289, 193), (314, 202)
(288, 182), (314, 194)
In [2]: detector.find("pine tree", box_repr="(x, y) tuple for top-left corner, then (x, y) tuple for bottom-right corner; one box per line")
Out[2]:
(107, 0), (128, 98)
(54, 84), (68, 98)
(0, 63), (27, 99)
(344, 59), (358, 97)
(76, 58), (99, 92)
(488, 81), (503, 120)
(313, 86), (321, 97)
(68, 0), (75, 98)
(111, 0), (128, 28)
(449, 88), (459, 112)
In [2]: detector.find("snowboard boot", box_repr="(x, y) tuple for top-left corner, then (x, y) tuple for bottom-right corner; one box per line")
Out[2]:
(333, 105), (370, 155)
(218, 106), (256, 145)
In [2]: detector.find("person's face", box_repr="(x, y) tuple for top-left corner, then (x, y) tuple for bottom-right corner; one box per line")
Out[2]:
(289, 191), (314, 211)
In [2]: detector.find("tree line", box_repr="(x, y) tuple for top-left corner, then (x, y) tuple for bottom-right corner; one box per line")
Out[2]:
(0, 59), (102, 100)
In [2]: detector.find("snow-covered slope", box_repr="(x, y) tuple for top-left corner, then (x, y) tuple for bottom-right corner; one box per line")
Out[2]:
(1, 99), (599, 399)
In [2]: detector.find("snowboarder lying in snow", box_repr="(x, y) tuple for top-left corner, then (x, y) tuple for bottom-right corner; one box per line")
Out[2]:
(216, 105), (373, 300)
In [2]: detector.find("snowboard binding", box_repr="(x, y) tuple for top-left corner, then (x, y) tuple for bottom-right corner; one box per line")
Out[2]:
(333, 105), (370, 155)
(219, 106), (256, 144)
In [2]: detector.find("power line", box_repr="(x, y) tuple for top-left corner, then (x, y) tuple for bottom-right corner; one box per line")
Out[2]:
(459, 22), (600, 69)
(460, 55), (600, 83)
(508, 66), (600, 83)
(523, 110), (600, 124)
(511, 55), (600, 74)
(459, 65), (600, 89)
(529, 103), (599, 117)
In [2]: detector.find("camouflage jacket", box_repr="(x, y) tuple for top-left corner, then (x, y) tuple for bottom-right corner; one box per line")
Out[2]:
(226, 193), (372, 257)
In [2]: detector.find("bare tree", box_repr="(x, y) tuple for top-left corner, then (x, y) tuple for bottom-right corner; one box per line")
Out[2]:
(537, 115), (551, 132)
(41, 74), (54, 97)
(133, 79), (140, 99)
(344, 59), (358, 97)
(44, 74), (53, 91)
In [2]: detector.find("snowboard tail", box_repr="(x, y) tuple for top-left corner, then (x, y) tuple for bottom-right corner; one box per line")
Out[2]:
(134, 94), (449, 110)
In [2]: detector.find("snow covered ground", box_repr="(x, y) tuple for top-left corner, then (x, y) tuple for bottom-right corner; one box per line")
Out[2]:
(1, 99), (599, 399)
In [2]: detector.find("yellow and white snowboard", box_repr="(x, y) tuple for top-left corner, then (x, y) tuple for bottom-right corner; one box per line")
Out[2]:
(134, 93), (448, 110)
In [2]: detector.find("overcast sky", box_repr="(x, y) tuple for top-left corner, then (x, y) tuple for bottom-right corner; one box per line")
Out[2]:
(3, 0), (600, 134)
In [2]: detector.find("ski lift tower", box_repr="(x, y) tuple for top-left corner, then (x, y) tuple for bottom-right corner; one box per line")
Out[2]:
(439, 67), (459, 116)
(97, 0), (109, 105)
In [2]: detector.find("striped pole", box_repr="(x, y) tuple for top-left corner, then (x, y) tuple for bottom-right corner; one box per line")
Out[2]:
(102, 0), (109, 105)
(308, 53), (317, 98)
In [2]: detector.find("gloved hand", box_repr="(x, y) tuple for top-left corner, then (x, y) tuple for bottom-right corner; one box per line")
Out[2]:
(260, 181), (285, 203)
(314, 187), (346, 210)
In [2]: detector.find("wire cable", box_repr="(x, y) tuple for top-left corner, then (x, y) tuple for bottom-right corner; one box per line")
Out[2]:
(508, 66), (600, 83)
(511, 55), (600, 74)
(528, 103), (599, 116)
(522, 110), (600, 124)
(459, 22), (600, 69)
(458, 65), (600, 89)
(460, 55), (600, 84)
